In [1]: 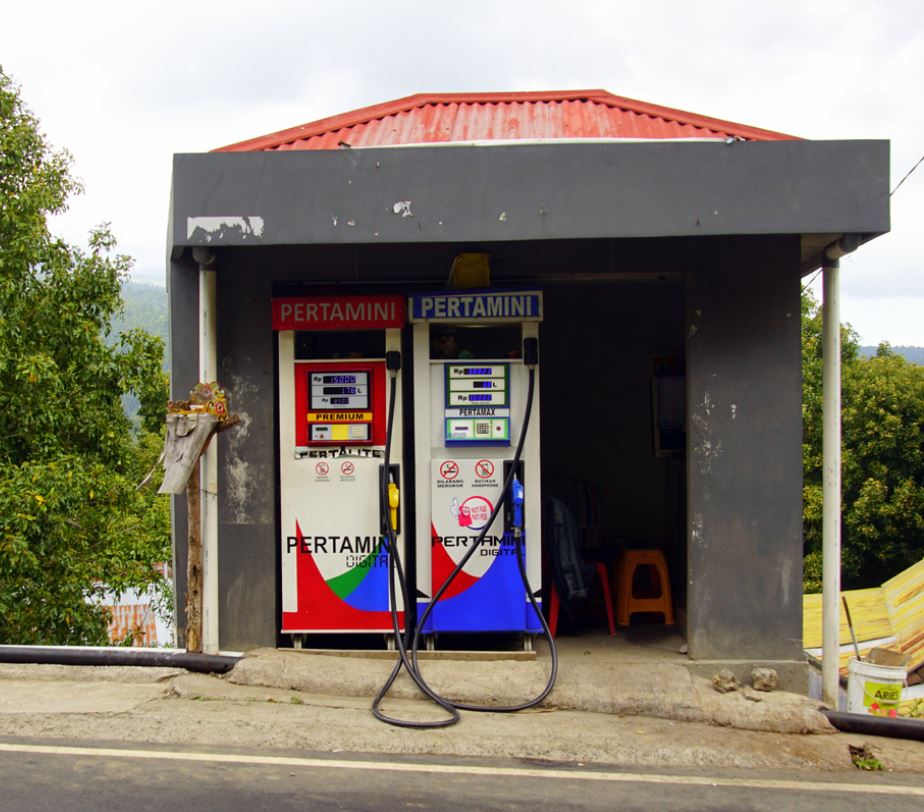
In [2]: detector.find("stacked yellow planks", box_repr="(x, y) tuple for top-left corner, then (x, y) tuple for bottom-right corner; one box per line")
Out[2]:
(803, 557), (924, 678)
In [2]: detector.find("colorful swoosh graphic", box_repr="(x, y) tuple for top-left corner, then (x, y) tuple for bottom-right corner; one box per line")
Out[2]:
(423, 526), (542, 633)
(282, 520), (404, 632)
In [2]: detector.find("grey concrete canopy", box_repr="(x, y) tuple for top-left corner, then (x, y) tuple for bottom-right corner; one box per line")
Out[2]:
(171, 139), (889, 270)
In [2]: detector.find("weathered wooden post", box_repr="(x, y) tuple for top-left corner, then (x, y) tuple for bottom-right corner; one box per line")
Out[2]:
(159, 382), (237, 653)
(185, 460), (203, 653)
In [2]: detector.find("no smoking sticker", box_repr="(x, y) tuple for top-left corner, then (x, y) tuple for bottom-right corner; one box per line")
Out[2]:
(439, 460), (459, 480)
(340, 461), (355, 477)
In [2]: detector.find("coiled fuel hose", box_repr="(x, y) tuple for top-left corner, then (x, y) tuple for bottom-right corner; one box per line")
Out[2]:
(372, 343), (558, 728)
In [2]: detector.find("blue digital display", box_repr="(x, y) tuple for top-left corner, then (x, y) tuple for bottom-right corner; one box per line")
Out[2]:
(322, 375), (357, 384)
(473, 381), (493, 389)
(329, 397), (350, 405)
(323, 386), (358, 395)
(463, 368), (492, 376)
(469, 394), (492, 402)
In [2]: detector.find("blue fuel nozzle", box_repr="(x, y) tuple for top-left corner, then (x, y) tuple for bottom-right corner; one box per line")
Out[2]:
(511, 476), (525, 537)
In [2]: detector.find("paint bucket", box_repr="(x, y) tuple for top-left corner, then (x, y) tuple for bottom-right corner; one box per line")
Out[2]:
(846, 658), (905, 716)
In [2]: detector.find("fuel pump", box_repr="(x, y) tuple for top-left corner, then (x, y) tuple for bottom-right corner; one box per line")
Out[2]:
(411, 289), (545, 645)
(372, 288), (556, 728)
(274, 295), (406, 645)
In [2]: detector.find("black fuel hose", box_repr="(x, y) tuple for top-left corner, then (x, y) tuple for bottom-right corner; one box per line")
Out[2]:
(372, 356), (558, 728)
(372, 364), (460, 727)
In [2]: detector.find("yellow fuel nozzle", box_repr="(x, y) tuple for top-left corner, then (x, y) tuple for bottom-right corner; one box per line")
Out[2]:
(388, 481), (400, 532)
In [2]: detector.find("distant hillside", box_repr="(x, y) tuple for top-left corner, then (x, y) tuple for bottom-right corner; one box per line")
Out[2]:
(111, 281), (168, 346)
(859, 345), (924, 365)
(111, 282), (168, 423)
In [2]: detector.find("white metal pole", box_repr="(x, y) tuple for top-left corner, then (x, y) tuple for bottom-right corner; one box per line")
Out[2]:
(821, 258), (842, 707)
(198, 257), (219, 655)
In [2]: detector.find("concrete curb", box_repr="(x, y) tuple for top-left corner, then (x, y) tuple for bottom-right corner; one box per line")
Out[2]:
(226, 649), (834, 735)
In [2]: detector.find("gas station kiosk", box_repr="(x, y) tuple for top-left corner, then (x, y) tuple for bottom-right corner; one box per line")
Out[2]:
(167, 90), (891, 694)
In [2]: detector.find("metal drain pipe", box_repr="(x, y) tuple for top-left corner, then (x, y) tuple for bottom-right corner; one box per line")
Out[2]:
(823, 710), (924, 742)
(0, 645), (240, 674)
(820, 235), (861, 707)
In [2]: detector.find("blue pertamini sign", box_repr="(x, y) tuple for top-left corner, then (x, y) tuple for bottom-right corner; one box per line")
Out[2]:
(409, 290), (543, 323)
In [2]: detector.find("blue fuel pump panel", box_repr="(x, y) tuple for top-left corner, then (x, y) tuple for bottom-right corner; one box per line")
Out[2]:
(426, 457), (542, 634)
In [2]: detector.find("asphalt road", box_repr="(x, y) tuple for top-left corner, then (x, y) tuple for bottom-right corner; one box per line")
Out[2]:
(2, 739), (923, 811)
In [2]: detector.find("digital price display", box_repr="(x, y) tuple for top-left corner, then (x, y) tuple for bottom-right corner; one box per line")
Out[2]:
(445, 363), (508, 408)
(449, 365), (505, 378)
(448, 391), (507, 406)
(310, 371), (369, 410)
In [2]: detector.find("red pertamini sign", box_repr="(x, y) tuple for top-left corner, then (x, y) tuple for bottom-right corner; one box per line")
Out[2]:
(272, 295), (405, 331)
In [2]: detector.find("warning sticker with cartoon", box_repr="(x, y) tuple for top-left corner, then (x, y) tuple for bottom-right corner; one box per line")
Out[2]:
(431, 458), (506, 579)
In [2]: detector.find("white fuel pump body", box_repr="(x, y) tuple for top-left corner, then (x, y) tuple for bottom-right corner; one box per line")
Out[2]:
(275, 296), (406, 636)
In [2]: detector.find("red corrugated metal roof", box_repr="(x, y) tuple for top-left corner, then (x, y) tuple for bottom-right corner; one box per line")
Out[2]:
(215, 90), (798, 152)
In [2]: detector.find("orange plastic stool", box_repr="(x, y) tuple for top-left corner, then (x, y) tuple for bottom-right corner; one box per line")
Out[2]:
(615, 549), (674, 626)
(548, 562), (615, 637)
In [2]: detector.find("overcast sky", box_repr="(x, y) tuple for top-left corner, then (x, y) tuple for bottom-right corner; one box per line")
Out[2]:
(2, 1), (922, 345)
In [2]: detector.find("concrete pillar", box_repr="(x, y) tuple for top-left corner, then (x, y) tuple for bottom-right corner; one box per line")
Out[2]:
(685, 236), (803, 662)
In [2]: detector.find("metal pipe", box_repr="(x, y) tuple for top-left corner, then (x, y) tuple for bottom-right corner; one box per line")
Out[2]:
(822, 710), (924, 742)
(0, 645), (240, 674)
(818, 234), (865, 707)
(193, 248), (219, 655)
(821, 254), (842, 708)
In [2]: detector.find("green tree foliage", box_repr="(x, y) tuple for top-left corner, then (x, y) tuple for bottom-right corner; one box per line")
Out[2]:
(802, 291), (924, 592)
(0, 67), (170, 644)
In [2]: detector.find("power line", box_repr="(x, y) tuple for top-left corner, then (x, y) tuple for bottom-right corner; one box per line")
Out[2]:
(800, 152), (922, 294)
(801, 268), (822, 293)
(891, 153), (924, 196)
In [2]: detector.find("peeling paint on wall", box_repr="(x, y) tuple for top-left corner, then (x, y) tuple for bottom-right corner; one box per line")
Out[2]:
(689, 307), (702, 339)
(691, 408), (723, 480)
(691, 512), (704, 548)
(225, 409), (254, 524)
(780, 556), (792, 607)
(392, 200), (413, 218)
(187, 216), (264, 242)
(223, 373), (270, 526)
